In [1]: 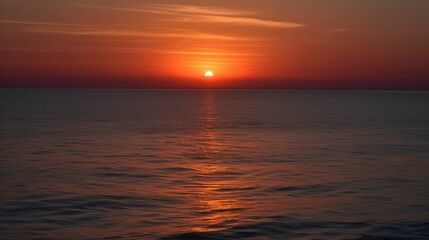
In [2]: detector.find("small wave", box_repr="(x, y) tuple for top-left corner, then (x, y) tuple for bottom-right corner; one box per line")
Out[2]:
(159, 217), (429, 240)
(268, 183), (344, 197)
(94, 172), (160, 179)
(213, 186), (259, 192)
(160, 167), (193, 172)
(1, 194), (183, 224)
(30, 150), (56, 155)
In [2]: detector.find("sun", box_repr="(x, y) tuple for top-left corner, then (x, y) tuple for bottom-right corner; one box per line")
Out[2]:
(204, 71), (214, 77)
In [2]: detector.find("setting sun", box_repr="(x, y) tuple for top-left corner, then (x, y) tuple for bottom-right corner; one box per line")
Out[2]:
(1, 1), (428, 239)
(204, 71), (214, 78)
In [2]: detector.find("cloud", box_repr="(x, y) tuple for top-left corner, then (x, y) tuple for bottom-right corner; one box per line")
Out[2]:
(179, 15), (305, 28)
(0, 47), (124, 53)
(0, 18), (252, 41)
(76, 3), (306, 29)
(154, 4), (252, 16)
(24, 26), (249, 41)
(0, 46), (260, 56)
(302, 39), (328, 44)
(329, 28), (350, 33)
(159, 50), (259, 56)
(76, 3), (251, 16)
(0, 19), (90, 27)
(0, 47), (74, 52)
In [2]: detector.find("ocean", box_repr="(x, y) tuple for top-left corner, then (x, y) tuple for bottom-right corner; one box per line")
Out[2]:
(1, 89), (428, 239)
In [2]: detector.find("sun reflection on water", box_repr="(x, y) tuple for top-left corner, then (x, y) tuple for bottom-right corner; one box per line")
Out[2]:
(188, 91), (244, 232)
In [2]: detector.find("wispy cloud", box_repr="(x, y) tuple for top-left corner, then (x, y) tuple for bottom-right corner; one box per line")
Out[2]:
(0, 19), (91, 27)
(76, 3), (306, 29)
(24, 26), (248, 41)
(179, 15), (304, 28)
(76, 4), (251, 16)
(0, 47), (123, 53)
(0, 18), (250, 41)
(329, 28), (350, 33)
(0, 47), (75, 52)
(0, 46), (261, 56)
(155, 4), (252, 16)
(302, 39), (328, 44)
(159, 50), (259, 56)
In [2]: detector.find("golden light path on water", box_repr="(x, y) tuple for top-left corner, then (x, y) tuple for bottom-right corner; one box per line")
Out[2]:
(167, 91), (352, 234)
(189, 92), (241, 232)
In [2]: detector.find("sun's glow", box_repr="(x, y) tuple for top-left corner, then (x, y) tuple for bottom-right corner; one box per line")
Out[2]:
(204, 71), (214, 77)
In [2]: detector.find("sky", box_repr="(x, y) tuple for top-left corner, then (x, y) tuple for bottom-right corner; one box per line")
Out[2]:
(0, 0), (428, 89)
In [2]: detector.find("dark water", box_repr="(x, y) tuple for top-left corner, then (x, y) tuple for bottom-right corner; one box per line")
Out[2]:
(1, 89), (428, 239)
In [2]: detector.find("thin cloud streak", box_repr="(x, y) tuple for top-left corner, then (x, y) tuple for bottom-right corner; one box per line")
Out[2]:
(1, 18), (254, 41)
(329, 28), (350, 33)
(0, 19), (91, 27)
(150, 4), (253, 16)
(76, 3), (306, 29)
(180, 15), (305, 28)
(0, 47), (135, 53)
(161, 51), (259, 56)
(25, 27), (249, 41)
(76, 3), (251, 16)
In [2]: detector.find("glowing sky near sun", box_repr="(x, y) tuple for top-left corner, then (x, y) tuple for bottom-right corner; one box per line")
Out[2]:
(0, 0), (428, 89)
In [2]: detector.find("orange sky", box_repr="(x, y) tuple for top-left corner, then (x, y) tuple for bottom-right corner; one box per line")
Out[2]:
(1, 0), (428, 89)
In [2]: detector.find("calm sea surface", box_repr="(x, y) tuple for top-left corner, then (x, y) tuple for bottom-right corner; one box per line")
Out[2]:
(1, 89), (428, 239)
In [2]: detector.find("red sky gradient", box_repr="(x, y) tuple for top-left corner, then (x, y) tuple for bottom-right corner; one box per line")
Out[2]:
(1, 0), (428, 89)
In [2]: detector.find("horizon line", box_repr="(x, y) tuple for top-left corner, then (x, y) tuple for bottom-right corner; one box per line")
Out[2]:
(1, 87), (428, 92)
